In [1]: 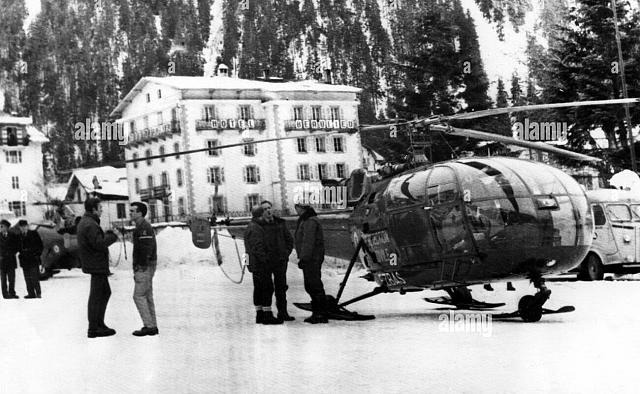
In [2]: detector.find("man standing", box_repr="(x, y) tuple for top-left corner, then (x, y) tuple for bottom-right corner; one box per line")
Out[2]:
(0, 220), (19, 299)
(294, 204), (328, 324)
(244, 206), (282, 325)
(130, 202), (159, 337)
(77, 197), (119, 338)
(260, 201), (294, 321)
(16, 220), (43, 299)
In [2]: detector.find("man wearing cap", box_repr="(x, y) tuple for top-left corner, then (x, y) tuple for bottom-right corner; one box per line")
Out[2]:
(294, 204), (328, 324)
(244, 205), (282, 325)
(16, 220), (44, 298)
(0, 220), (19, 299)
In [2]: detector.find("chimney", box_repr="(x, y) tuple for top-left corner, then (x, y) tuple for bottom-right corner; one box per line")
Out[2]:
(217, 64), (229, 77)
(323, 69), (332, 84)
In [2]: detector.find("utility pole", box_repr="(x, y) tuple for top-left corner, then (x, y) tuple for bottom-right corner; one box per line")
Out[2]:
(612, 0), (637, 172)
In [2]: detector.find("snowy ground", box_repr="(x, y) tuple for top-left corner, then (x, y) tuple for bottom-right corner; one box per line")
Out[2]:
(2, 228), (640, 393)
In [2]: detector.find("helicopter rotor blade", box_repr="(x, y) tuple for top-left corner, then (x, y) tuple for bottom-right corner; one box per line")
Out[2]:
(430, 125), (602, 162)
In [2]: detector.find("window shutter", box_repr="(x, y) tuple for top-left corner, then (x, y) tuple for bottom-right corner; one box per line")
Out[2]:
(254, 143), (257, 155)
(307, 137), (314, 153)
(326, 136), (333, 153)
(328, 164), (335, 178)
(310, 165), (318, 180)
(201, 106), (205, 120)
(243, 167), (247, 182)
(237, 105), (241, 120)
(344, 164), (349, 178)
(297, 165), (301, 180)
(244, 196), (249, 213)
(221, 167), (225, 183)
(342, 137), (346, 152)
(256, 167), (261, 182)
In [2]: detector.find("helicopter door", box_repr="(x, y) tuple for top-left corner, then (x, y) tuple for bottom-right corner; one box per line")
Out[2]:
(425, 167), (476, 279)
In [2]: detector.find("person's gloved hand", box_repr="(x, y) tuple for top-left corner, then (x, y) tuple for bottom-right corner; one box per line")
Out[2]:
(298, 260), (305, 269)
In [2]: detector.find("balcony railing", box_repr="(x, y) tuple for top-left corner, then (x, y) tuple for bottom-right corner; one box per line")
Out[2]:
(284, 119), (358, 132)
(127, 121), (180, 147)
(195, 118), (266, 131)
(139, 185), (172, 201)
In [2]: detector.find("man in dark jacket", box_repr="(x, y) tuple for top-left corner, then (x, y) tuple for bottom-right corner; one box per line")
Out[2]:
(130, 202), (159, 337)
(244, 206), (281, 325)
(16, 220), (44, 298)
(261, 200), (294, 321)
(294, 204), (328, 324)
(0, 220), (19, 299)
(77, 197), (118, 338)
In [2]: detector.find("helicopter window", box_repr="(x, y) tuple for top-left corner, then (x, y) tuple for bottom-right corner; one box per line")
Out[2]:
(499, 159), (566, 195)
(455, 162), (527, 200)
(592, 205), (606, 226)
(426, 167), (458, 205)
(383, 169), (431, 208)
(607, 204), (631, 222)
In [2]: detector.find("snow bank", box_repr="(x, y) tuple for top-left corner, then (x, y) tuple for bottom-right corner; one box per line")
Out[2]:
(108, 226), (244, 270)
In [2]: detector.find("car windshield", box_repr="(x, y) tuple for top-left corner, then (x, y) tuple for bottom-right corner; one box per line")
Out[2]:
(607, 204), (632, 222)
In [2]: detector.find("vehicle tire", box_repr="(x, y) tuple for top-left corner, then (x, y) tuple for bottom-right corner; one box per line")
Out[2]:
(518, 295), (542, 323)
(580, 254), (604, 281)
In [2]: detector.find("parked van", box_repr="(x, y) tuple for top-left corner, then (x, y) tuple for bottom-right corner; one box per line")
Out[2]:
(579, 189), (640, 280)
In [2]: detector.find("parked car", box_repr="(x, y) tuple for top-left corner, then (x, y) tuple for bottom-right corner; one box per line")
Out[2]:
(9, 221), (80, 280)
(576, 189), (640, 280)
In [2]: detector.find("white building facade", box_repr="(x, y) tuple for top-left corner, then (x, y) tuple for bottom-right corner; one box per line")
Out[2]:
(0, 113), (49, 224)
(111, 75), (363, 220)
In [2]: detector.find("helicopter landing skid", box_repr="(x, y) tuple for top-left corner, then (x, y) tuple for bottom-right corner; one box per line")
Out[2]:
(423, 297), (505, 310)
(494, 276), (575, 322)
(294, 295), (376, 321)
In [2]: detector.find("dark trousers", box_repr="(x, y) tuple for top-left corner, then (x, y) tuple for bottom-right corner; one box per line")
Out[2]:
(252, 269), (274, 308)
(88, 274), (111, 331)
(270, 261), (289, 311)
(22, 265), (41, 297)
(302, 260), (326, 311)
(1, 268), (16, 297)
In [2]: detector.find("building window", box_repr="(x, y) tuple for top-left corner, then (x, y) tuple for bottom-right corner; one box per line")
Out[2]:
(144, 116), (149, 129)
(159, 146), (165, 162)
(333, 136), (344, 152)
(207, 140), (219, 156)
(176, 169), (183, 187)
(202, 105), (216, 121)
(146, 93), (150, 103)
(244, 166), (260, 184)
(11, 176), (19, 189)
(145, 149), (152, 165)
(207, 167), (224, 185)
(297, 138), (307, 153)
(9, 201), (26, 217)
(336, 163), (346, 178)
(178, 197), (185, 216)
(239, 105), (252, 121)
(315, 137), (326, 152)
(5, 151), (22, 163)
(243, 139), (256, 156)
(245, 194), (261, 213)
(135, 178), (140, 194)
(77, 188), (82, 202)
(209, 196), (225, 214)
(157, 111), (163, 125)
(147, 175), (154, 188)
(174, 142), (180, 159)
(312, 106), (322, 121)
(297, 164), (310, 181)
(157, 89), (162, 99)
(117, 203), (126, 219)
(293, 106), (303, 121)
(132, 153), (138, 168)
(330, 106), (341, 121)
(129, 121), (136, 133)
(6, 127), (18, 146)
(318, 163), (327, 180)
(161, 171), (169, 186)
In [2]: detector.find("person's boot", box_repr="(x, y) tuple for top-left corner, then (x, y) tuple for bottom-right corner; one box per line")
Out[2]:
(256, 310), (265, 324)
(484, 284), (494, 291)
(277, 303), (295, 321)
(507, 282), (516, 291)
(261, 310), (283, 325)
(304, 299), (328, 324)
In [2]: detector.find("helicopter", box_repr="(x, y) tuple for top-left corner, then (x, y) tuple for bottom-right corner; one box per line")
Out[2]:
(124, 97), (638, 322)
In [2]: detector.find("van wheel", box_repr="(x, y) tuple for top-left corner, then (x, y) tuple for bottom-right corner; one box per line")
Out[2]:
(579, 254), (604, 281)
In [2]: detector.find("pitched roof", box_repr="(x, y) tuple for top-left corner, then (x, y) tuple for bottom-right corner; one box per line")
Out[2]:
(67, 166), (128, 198)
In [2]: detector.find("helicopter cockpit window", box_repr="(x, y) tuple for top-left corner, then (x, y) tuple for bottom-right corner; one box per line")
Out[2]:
(383, 169), (431, 208)
(455, 161), (528, 200)
(498, 158), (566, 195)
(426, 167), (458, 205)
(607, 204), (631, 222)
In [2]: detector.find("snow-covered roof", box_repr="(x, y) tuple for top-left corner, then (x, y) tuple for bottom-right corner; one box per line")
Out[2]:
(111, 76), (362, 117)
(26, 125), (49, 143)
(0, 113), (49, 143)
(46, 184), (69, 201)
(67, 166), (128, 198)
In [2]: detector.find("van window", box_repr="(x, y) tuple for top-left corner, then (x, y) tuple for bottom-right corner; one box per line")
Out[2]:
(607, 204), (631, 222)
(631, 205), (640, 220)
(592, 204), (606, 226)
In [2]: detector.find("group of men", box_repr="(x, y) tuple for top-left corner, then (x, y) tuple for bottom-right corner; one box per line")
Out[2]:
(244, 201), (329, 324)
(77, 197), (159, 338)
(0, 219), (44, 299)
